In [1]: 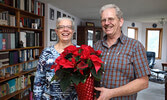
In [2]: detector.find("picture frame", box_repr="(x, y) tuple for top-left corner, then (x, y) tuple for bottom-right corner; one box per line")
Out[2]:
(68, 15), (71, 18)
(86, 22), (95, 27)
(50, 29), (57, 41)
(57, 11), (61, 19)
(73, 32), (76, 40)
(50, 8), (54, 20)
(63, 13), (66, 17)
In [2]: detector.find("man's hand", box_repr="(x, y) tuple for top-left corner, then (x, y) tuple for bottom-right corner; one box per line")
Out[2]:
(94, 87), (112, 100)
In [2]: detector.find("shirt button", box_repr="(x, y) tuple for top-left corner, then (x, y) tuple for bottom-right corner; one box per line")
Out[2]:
(100, 82), (102, 84)
(107, 52), (109, 55)
(105, 62), (106, 64)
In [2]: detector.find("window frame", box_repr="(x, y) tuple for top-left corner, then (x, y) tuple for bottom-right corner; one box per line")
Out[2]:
(145, 28), (163, 59)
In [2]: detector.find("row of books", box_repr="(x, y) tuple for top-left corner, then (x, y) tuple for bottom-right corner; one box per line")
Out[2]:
(0, 60), (37, 79)
(0, 11), (16, 26)
(20, 17), (42, 29)
(0, 49), (39, 68)
(20, 31), (40, 48)
(0, 31), (40, 50)
(0, 10), (42, 29)
(0, 73), (34, 97)
(0, 0), (45, 16)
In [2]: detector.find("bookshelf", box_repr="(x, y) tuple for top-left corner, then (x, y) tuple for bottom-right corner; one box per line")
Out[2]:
(0, 0), (45, 99)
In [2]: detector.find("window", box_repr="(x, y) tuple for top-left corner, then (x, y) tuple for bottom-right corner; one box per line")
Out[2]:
(127, 27), (138, 40)
(146, 28), (162, 59)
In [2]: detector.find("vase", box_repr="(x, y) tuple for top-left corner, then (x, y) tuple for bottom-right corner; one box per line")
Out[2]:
(75, 77), (94, 100)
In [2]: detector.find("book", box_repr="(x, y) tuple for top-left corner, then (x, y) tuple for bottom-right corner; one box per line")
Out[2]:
(20, 31), (26, 47)
(26, 31), (35, 47)
(7, 78), (16, 93)
(15, 32), (19, 48)
(0, 33), (2, 50)
(0, 52), (9, 67)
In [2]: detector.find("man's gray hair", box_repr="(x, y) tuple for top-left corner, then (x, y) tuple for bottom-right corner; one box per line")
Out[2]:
(56, 17), (75, 29)
(99, 4), (123, 19)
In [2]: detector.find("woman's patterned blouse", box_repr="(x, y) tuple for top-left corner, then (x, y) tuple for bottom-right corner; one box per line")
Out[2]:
(33, 45), (78, 100)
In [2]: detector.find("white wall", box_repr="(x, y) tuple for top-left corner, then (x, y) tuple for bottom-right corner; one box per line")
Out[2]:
(43, 3), (82, 47)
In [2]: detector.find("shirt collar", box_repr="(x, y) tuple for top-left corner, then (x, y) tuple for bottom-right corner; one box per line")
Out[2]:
(101, 32), (126, 46)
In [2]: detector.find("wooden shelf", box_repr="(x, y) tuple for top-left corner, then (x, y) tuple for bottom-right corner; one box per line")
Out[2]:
(0, 46), (43, 52)
(0, 85), (31, 100)
(0, 59), (38, 70)
(0, 68), (36, 83)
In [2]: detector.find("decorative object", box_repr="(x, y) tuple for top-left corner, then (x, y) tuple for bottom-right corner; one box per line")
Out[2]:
(86, 22), (95, 27)
(51, 45), (104, 99)
(50, 29), (57, 41)
(131, 22), (135, 27)
(152, 23), (157, 28)
(50, 8), (54, 20)
(159, 18), (167, 26)
(57, 11), (61, 19)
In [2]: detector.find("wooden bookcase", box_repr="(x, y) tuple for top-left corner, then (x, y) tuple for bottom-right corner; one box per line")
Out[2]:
(0, 1), (44, 100)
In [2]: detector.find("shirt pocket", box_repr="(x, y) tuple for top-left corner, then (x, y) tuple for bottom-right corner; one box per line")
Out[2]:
(113, 52), (132, 75)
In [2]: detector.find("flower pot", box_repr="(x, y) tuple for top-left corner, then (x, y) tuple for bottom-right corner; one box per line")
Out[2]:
(75, 77), (94, 100)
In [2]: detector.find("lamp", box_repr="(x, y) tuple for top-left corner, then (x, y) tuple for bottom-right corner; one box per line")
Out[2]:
(159, 18), (167, 26)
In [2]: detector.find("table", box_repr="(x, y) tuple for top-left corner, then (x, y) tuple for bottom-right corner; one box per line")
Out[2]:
(162, 63), (167, 71)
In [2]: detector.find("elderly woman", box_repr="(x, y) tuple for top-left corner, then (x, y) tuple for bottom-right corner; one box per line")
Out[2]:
(33, 17), (78, 100)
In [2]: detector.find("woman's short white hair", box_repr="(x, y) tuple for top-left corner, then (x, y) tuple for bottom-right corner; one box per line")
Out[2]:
(56, 17), (75, 29)
(99, 4), (123, 19)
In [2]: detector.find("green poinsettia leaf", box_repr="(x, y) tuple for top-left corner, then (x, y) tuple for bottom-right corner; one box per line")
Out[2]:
(91, 68), (102, 81)
(87, 59), (93, 67)
(71, 74), (81, 85)
(51, 74), (58, 81)
(75, 56), (80, 62)
(78, 49), (82, 53)
(65, 53), (73, 59)
(60, 75), (71, 91)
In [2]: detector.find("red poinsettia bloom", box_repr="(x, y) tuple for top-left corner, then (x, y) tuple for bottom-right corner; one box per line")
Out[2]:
(51, 45), (104, 91)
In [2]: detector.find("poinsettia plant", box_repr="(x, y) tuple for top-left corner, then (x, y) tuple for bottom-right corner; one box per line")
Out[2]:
(51, 45), (104, 91)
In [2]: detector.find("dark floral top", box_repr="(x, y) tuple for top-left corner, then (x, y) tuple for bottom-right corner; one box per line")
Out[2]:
(33, 45), (78, 100)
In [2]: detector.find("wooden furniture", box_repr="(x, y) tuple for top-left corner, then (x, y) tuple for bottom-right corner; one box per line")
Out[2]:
(0, 2), (44, 100)
(162, 63), (167, 71)
(77, 26), (103, 47)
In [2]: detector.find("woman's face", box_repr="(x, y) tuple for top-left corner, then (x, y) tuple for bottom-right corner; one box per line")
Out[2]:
(55, 19), (74, 42)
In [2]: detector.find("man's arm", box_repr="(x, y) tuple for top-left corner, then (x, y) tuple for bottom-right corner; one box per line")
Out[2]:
(95, 75), (149, 100)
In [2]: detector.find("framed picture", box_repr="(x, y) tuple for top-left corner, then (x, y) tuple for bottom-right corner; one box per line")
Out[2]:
(50, 8), (54, 20)
(63, 13), (66, 17)
(68, 15), (71, 18)
(57, 11), (61, 19)
(73, 32), (76, 40)
(72, 17), (75, 21)
(50, 29), (57, 41)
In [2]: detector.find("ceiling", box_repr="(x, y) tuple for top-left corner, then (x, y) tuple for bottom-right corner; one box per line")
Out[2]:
(41, 0), (167, 23)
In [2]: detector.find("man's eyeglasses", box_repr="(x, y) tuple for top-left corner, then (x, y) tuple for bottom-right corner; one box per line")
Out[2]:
(57, 25), (74, 30)
(101, 17), (115, 24)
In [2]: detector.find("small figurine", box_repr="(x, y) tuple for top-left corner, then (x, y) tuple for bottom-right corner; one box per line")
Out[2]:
(19, 40), (24, 48)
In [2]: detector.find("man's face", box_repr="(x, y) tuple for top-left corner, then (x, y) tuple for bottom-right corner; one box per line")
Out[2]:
(101, 8), (123, 37)
(55, 19), (74, 42)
